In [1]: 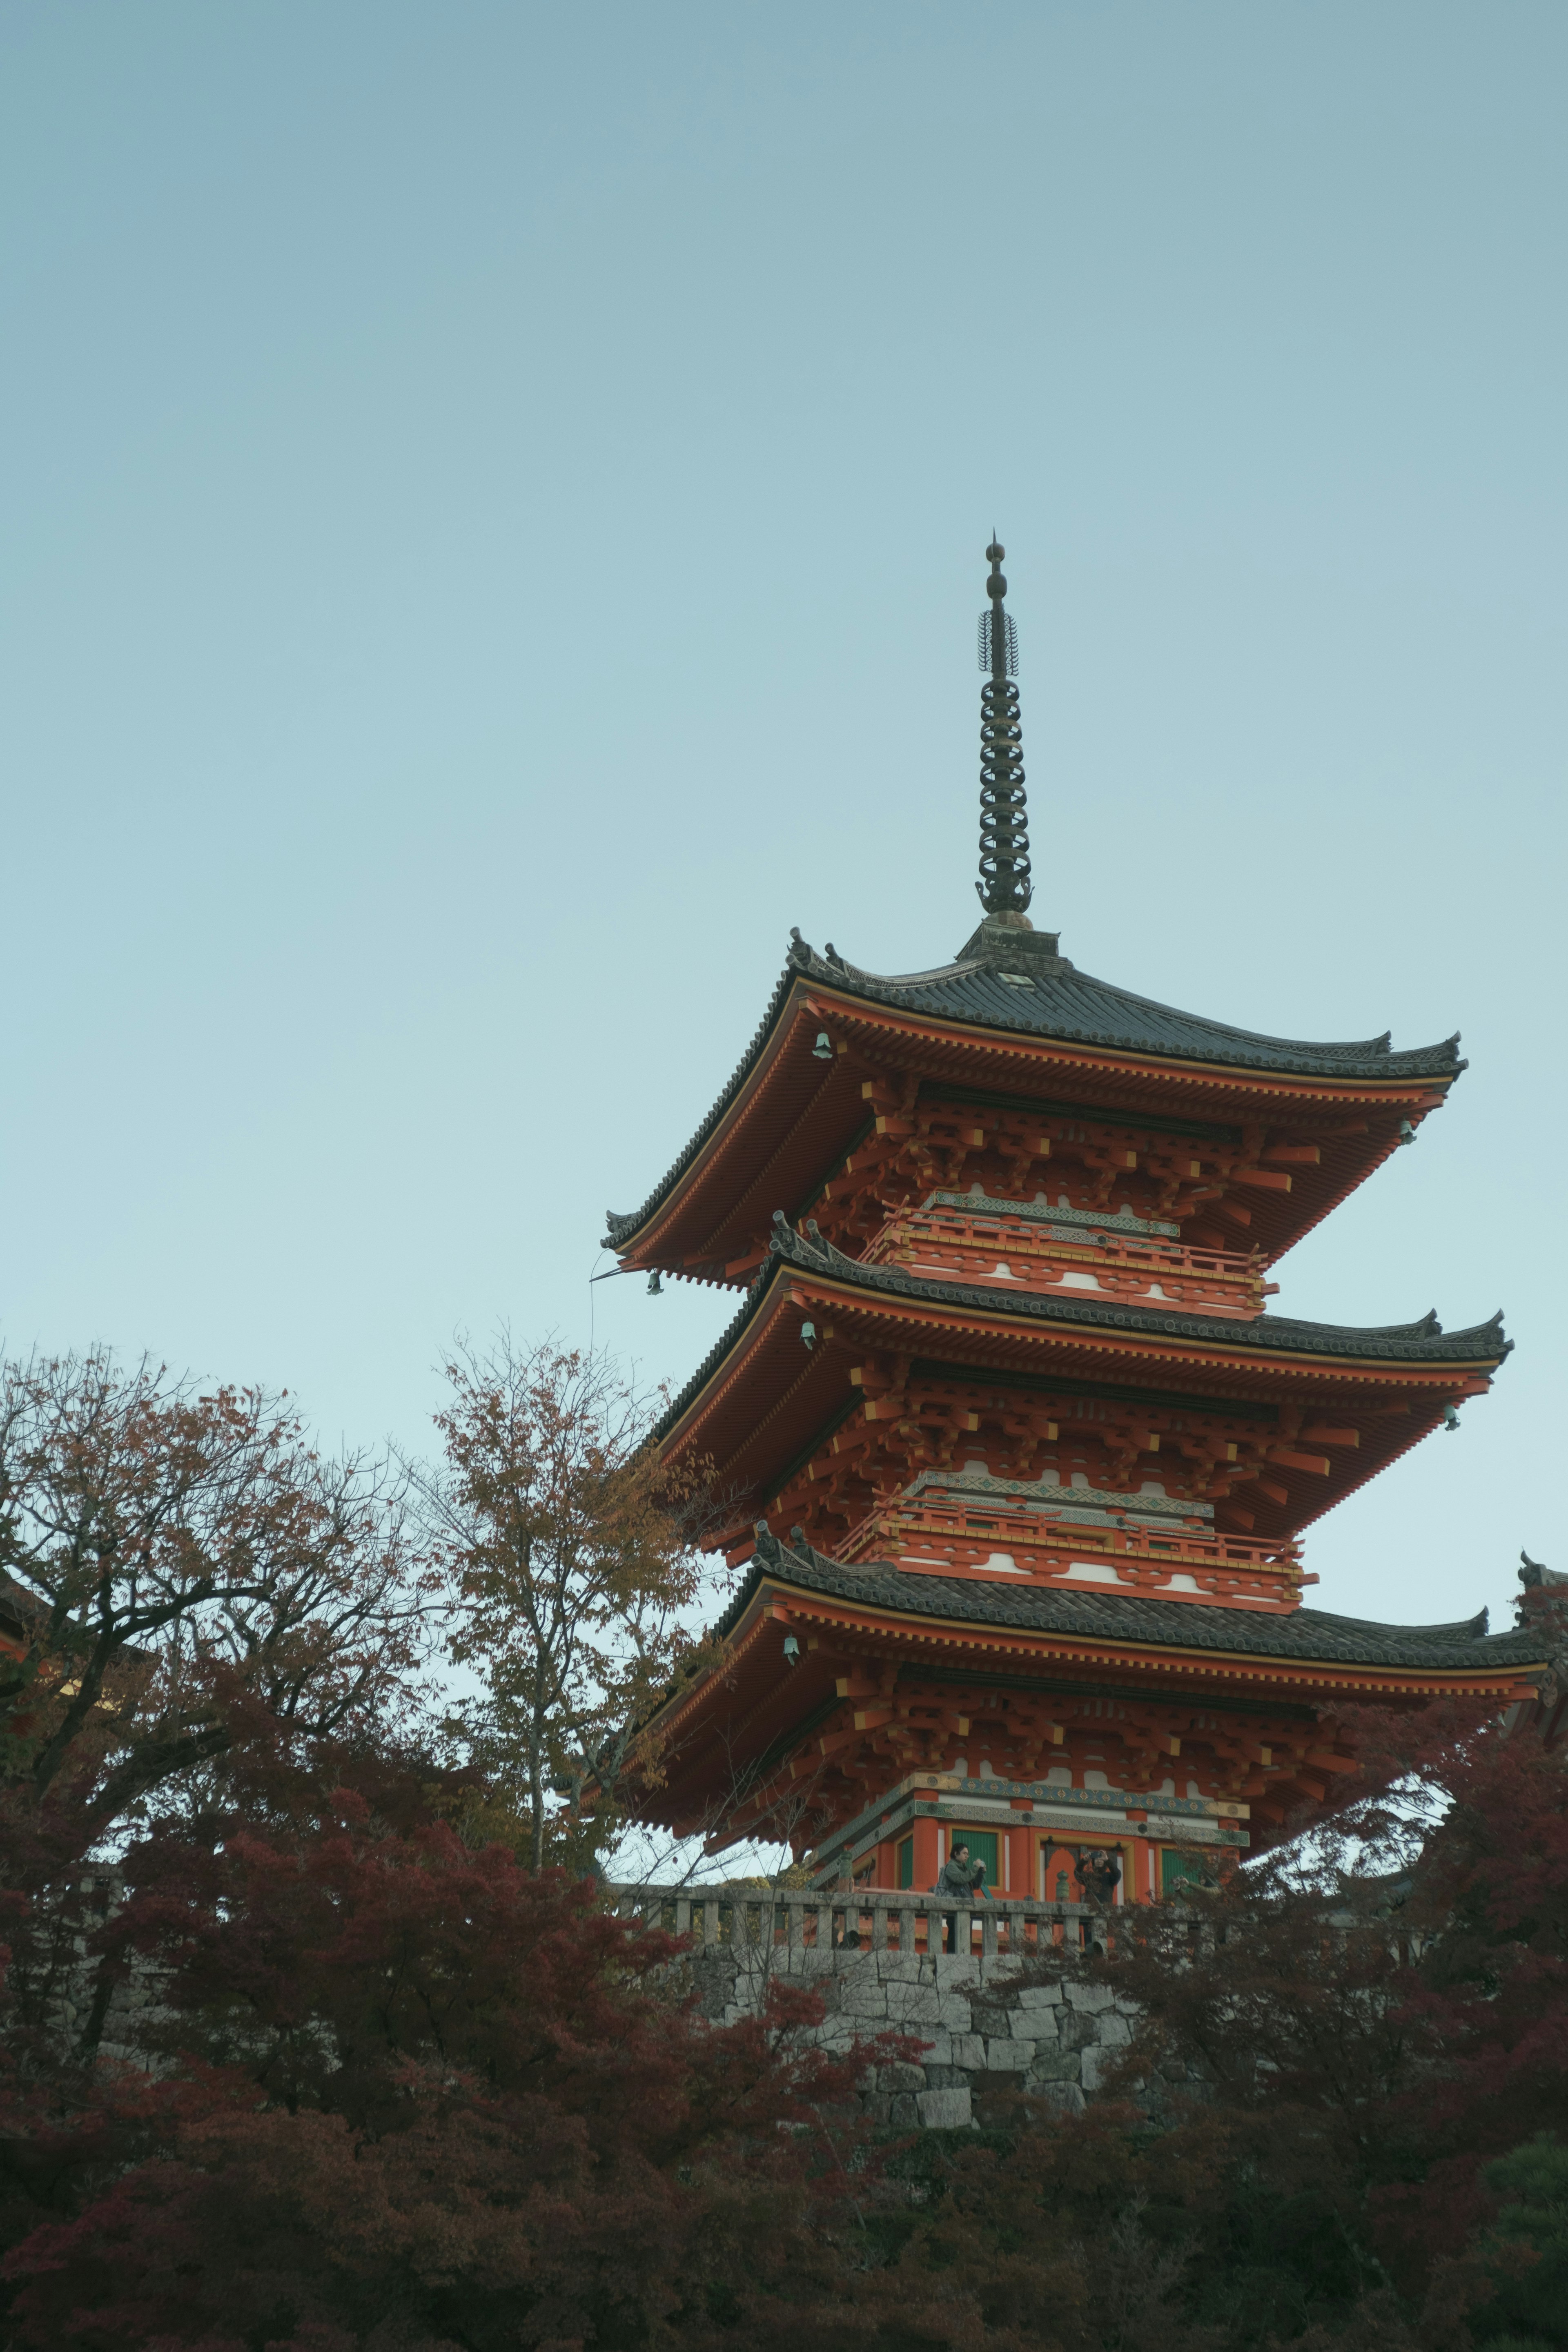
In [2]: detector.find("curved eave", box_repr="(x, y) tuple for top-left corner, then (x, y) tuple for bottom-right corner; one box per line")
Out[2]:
(635, 1552), (1545, 1835)
(655, 1236), (1509, 1447)
(606, 957), (1463, 1277)
(742, 1566), (1548, 1687)
(654, 1541), (1547, 1720)
(606, 966), (805, 1254)
(653, 1241), (1507, 1542)
(803, 945), (1463, 1083)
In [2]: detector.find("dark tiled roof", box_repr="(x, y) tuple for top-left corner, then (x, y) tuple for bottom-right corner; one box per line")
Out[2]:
(775, 1219), (1507, 1360)
(793, 934), (1464, 1081)
(651, 1217), (1509, 1442)
(605, 931), (1464, 1247)
(737, 1527), (1547, 1676)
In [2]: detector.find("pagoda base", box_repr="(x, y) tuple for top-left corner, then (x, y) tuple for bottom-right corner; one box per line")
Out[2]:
(811, 1768), (1248, 1904)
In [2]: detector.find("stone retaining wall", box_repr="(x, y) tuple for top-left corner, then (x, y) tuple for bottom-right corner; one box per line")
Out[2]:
(47, 1878), (1169, 2128)
(690, 1938), (1145, 2130)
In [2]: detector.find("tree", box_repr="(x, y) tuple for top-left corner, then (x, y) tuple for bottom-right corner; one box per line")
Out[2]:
(7, 1690), (1565, 2350)
(1080, 1707), (1568, 2332)
(0, 1765), (926, 2352)
(0, 1350), (430, 1854)
(1466, 2136), (1568, 2352)
(423, 1335), (716, 1871)
(0, 1349), (436, 2071)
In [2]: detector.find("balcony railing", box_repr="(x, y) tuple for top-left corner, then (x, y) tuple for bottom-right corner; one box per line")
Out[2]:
(840, 1495), (1301, 1580)
(864, 1206), (1274, 1316)
(610, 1882), (1108, 1957)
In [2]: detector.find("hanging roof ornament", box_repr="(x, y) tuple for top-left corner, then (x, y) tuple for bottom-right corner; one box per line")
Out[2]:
(976, 537), (1033, 916)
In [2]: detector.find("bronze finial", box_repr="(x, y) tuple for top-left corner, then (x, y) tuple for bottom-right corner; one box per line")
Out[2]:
(976, 538), (1032, 915)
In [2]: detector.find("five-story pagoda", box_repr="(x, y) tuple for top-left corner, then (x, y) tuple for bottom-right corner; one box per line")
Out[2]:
(609, 542), (1547, 1904)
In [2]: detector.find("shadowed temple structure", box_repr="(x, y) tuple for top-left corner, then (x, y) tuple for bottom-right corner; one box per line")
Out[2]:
(608, 542), (1550, 1904)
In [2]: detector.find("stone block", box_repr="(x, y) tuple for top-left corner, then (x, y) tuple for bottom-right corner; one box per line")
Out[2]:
(792, 1947), (835, 1975)
(1015, 1983), (1064, 2010)
(951, 2033), (987, 2071)
(878, 1953), (924, 1984)
(884, 1983), (942, 2025)
(921, 2064), (969, 2089)
(1031, 2080), (1086, 2116)
(1058, 2009), (1101, 2052)
(1027, 2046), (1082, 2083)
(1081, 2044), (1120, 2094)
(1010, 2006), (1051, 2037)
(978, 1956), (1022, 1987)
(813, 2021), (863, 2052)
(971, 2002), (1011, 2039)
(889, 2093), (920, 2127)
(918, 2086), (973, 2129)
(1098, 2014), (1131, 2046)
(935, 1994), (975, 2030)
(932, 1954), (980, 1990)
(839, 1980), (889, 2018)
(1064, 1981), (1116, 2013)
(985, 2037), (1033, 2070)
(918, 2031), (952, 2067)
(877, 2060), (927, 2093)
(834, 1947), (880, 1980)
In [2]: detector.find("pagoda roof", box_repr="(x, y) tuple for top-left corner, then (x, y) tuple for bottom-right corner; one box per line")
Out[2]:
(658, 1217), (1508, 1443)
(629, 1524), (1545, 1845)
(753, 1218), (1504, 1369)
(782, 935), (1462, 1085)
(737, 1524), (1547, 1679)
(605, 933), (1464, 1273)
(653, 1220), (1507, 1542)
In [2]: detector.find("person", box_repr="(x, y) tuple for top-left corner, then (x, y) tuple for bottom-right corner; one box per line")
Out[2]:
(1073, 1846), (1122, 1907)
(932, 1840), (986, 1953)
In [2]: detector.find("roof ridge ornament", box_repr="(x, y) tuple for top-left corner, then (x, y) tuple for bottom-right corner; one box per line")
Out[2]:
(976, 537), (1032, 917)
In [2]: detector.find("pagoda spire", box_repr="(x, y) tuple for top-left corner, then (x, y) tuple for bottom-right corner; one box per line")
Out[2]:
(976, 537), (1032, 915)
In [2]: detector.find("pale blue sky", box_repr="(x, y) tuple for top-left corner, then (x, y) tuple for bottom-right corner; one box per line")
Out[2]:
(3, 2), (1564, 1641)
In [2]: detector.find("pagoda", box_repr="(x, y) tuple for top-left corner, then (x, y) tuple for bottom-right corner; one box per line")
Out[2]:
(609, 541), (1548, 1903)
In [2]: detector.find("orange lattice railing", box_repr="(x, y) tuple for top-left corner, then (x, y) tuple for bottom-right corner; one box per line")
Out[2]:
(864, 1204), (1277, 1319)
(839, 1492), (1305, 1597)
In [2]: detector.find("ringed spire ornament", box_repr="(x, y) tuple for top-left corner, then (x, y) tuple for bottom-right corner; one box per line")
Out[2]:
(976, 536), (1032, 915)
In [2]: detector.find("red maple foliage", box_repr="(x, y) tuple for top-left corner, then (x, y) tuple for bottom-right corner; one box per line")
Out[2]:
(2, 1344), (1564, 2349)
(4, 1714), (1566, 2350)
(1080, 1707), (1568, 2337)
(1, 1759), (928, 2351)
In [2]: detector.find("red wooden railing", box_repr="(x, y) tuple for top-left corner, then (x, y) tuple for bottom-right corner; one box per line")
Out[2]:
(864, 1205), (1275, 1316)
(840, 1494), (1301, 1580)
